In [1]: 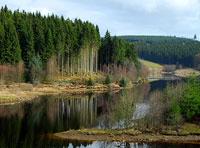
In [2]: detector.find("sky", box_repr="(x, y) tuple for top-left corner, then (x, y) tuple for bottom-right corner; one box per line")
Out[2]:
(1, 0), (200, 38)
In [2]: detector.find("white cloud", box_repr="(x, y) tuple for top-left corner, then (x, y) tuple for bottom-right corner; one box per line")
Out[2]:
(164, 0), (199, 9)
(0, 0), (200, 38)
(30, 8), (51, 16)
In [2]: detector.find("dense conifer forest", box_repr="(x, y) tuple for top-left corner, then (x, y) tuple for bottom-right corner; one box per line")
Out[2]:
(119, 35), (196, 43)
(0, 6), (101, 77)
(119, 36), (200, 67)
(99, 31), (140, 69)
(0, 6), (139, 83)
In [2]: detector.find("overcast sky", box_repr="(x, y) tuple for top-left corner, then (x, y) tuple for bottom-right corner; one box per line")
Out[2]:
(1, 0), (200, 38)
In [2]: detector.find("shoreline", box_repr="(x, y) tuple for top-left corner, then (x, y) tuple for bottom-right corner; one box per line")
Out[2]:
(48, 125), (200, 145)
(0, 83), (123, 105)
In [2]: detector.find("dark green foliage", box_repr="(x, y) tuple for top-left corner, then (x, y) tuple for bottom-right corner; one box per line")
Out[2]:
(119, 35), (200, 67)
(99, 30), (113, 66)
(119, 77), (127, 87)
(105, 75), (112, 84)
(119, 35), (196, 43)
(135, 42), (200, 67)
(165, 98), (182, 125)
(181, 77), (200, 120)
(88, 78), (94, 86)
(0, 22), (5, 62)
(0, 6), (21, 64)
(99, 33), (139, 70)
(0, 6), (101, 79)
(28, 56), (44, 83)
(161, 77), (200, 125)
(44, 29), (55, 63)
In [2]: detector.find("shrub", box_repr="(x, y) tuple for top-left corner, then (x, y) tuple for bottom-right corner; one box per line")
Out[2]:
(105, 75), (112, 84)
(181, 77), (200, 120)
(88, 78), (94, 86)
(165, 98), (182, 125)
(0, 62), (24, 84)
(119, 77), (127, 87)
(28, 56), (45, 84)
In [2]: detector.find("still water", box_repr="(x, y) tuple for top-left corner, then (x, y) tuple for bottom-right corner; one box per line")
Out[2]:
(0, 80), (198, 148)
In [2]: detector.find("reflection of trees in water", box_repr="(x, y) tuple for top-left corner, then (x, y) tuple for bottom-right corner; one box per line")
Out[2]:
(45, 95), (98, 129)
(0, 103), (24, 118)
(98, 84), (151, 129)
(0, 83), (152, 147)
(0, 94), (98, 147)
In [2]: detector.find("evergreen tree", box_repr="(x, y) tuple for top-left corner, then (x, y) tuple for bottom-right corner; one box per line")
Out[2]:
(2, 8), (21, 64)
(44, 29), (55, 63)
(0, 22), (5, 63)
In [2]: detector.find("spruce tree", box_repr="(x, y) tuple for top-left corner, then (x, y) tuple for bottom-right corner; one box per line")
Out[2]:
(3, 9), (21, 64)
(0, 22), (5, 64)
(44, 29), (55, 63)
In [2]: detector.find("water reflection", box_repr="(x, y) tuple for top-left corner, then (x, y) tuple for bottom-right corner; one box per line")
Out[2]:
(0, 80), (194, 147)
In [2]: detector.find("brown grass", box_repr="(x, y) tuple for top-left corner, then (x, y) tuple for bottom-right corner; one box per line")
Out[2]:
(0, 82), (122, 105)
(49, 124), (200, 145)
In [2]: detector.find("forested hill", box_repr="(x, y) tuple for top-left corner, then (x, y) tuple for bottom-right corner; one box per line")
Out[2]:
(118, 35), (196, 43)
(118, 35), (200, 68)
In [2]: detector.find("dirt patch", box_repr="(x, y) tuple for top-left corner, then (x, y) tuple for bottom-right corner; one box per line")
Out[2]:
(175, 68), (200, 77)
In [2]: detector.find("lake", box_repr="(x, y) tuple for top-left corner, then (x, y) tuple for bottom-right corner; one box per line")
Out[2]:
(0, 80), (198, 148)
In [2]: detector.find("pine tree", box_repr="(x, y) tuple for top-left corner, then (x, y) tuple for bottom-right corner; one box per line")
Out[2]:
(0, 22), (5, 64)
(3, 9), (21, 64)
(44, 29), (55, 63)
(112, 36), (120, 64)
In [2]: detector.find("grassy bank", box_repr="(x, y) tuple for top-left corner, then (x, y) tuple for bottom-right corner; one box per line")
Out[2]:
(140, 59), (200, 78)
(139, 59), (163, 77)
(49, 123), (200, 144)
(0, 82), (122, 105)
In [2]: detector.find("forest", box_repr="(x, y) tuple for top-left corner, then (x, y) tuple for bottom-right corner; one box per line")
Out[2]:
(99, 31), (140, 69)
(119, 36), (200, 68)
(0, 6), (101, 80)
(0, 6), (140, 84)
(119, 35), (197, 43)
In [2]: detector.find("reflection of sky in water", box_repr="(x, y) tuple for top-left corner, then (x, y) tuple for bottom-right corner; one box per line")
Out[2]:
(67, 142), (149, 148)
(0, 80), (194, 148)
(66, 141), (198, 148)
(133, 103), (149, 120)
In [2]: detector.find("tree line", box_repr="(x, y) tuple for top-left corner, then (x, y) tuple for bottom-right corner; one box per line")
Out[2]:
(119, 35), (196, 44)
(0, 6), (101, 82)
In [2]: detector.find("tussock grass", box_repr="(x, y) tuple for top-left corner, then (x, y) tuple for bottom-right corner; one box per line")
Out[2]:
(60, 129), (142, 136)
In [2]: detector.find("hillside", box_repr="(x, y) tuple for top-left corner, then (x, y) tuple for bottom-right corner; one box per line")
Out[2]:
(119, 36), (200, 68)
(118, 35), (196, 43)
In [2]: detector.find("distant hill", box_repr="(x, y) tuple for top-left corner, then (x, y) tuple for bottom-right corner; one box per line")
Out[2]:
(118, 35), (197, 44)
(118, 35), (200, 68)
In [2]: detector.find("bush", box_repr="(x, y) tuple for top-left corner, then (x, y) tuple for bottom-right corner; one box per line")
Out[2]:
(105, 75), (112, 84)
(165, 98), (182, 125)
(28, 56), (45, 84)
(88, 78), (94, 86)
(181, 77), (200, 120)
(0, 62), (25, 84)
(119, 77), (127, 87)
